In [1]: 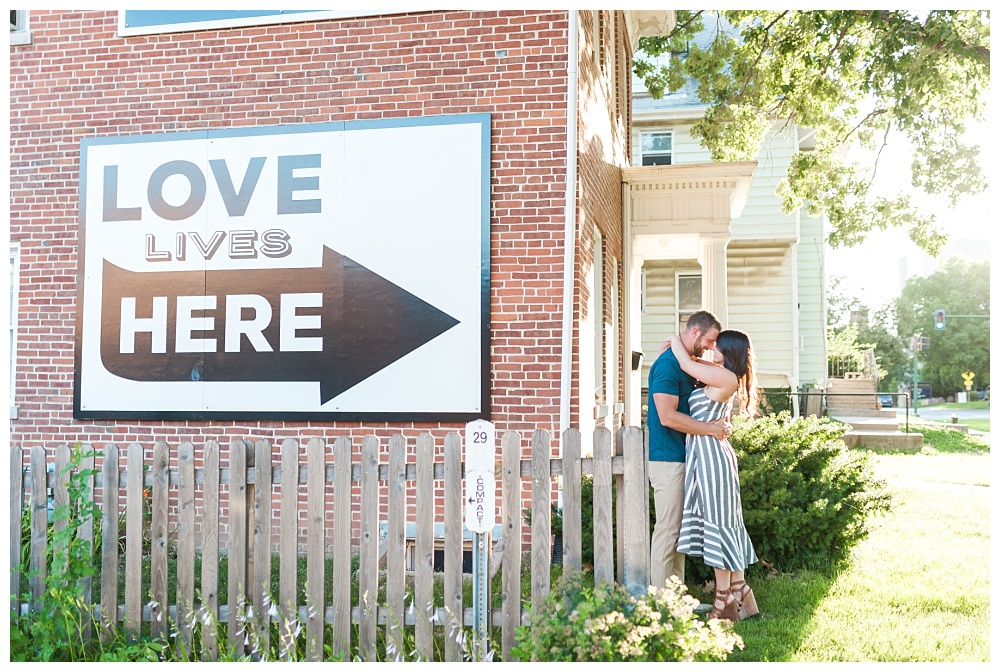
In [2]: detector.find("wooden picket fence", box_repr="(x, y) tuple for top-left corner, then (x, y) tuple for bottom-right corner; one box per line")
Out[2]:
(10, 426), (651, 661)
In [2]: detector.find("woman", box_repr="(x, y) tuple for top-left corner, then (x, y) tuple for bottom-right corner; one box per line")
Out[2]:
(668, 329), (760, 622)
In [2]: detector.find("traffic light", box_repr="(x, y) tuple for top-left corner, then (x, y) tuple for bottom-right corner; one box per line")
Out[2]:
(934, 309), (946, 330)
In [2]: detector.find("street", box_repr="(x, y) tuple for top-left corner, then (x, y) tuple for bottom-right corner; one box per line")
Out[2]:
(905, 407), (990, 421)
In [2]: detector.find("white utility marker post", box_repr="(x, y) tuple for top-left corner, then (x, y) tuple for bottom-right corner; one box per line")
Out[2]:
(464, 419), (496, 661)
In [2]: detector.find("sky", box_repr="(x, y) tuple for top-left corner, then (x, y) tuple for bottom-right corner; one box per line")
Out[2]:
(825, 113), (994, 311)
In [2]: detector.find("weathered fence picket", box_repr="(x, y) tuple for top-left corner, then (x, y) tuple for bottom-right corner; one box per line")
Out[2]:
(10, 443), (23, 617)
(99, 443), (119, 639)
(12, 426), (652, 662)
(125, 442), (142, 638)
(200, 440), (220, 661)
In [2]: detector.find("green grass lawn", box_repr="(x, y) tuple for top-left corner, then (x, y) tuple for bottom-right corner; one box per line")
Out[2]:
(910, 424), (990, 454)
(858, 425), (990, 486)
(921, 400), (990, 411)
(866, 450), (991, 487)
(927, 417), (990, 433)
(728, 483), (989, 661)
(962, 418), (990, 432)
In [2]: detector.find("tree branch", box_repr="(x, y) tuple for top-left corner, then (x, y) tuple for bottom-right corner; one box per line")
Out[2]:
(864, 123), (893, 192)
(737, 11), (789, 102)
(870, 10), (990, 66)
(820, 16), (856, 78)
(839, 108), (888, 146)
(670, 10), (705, 41)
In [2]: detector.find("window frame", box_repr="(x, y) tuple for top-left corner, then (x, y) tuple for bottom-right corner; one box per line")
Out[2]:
(639, 129), (674, 166)
(593, 230), (604, 405)
(675, 270), (702, 334)
(10, 10), (31, 45)
(117, 10), (393, 37)
(10, 242), (20, 419)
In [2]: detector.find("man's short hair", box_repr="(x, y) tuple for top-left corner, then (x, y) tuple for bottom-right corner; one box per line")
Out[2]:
(685, 310), (722, 334)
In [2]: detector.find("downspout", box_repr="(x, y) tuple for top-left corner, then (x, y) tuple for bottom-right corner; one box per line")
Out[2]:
(559, 10), (579, 436)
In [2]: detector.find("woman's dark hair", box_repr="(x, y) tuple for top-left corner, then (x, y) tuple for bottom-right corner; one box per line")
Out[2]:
(716, 329), (760, 416)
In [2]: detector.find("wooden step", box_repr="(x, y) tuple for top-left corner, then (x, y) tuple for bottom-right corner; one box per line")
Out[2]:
(840, 431), (923, 451)
(828, 408), (897, 419)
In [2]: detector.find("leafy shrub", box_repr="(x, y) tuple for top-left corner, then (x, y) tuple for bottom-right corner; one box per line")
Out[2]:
(511, 572), (742, 662)
(11, 444), (168, 662)
(730, 412), (892, 573)
(759, 387), (792, 415)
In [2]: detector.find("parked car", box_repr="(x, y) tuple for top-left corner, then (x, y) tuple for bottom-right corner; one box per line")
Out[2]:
(878, 394), (894, 408)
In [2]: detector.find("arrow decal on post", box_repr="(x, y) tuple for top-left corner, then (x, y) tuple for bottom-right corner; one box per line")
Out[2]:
(100, 246), (460, 403)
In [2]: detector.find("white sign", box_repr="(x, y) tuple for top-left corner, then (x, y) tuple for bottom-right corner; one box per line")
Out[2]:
(464, 419), (496, 534)
(75, 116), (491, 421)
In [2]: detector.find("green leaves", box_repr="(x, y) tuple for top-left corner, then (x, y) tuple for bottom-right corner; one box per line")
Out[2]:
(730, 414), (893, 572)
(511, 572), (743, 662)
(633, 10), (989, 254)
(895, 257), (990, 395)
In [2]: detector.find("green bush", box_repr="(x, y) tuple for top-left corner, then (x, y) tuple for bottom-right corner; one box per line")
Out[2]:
(759, 386), (792, 415)
(730, 412), (892, 573)
(511, 572), (742, 662)
(11, 444), (168, 662)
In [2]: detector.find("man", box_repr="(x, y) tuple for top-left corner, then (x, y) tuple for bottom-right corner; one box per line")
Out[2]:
(647, 309), (728, 587)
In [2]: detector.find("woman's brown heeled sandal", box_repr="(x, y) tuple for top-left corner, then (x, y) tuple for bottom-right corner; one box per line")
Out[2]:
(709, 588), (739, 621)
(731, 580), (759, 620)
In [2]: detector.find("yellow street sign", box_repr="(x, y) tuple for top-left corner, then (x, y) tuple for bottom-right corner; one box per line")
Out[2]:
(962, 371), (975, 384)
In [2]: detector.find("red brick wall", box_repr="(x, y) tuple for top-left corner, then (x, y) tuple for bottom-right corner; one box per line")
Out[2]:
(9, 10), (569, 448)
(574, 10), (631, 440)
(10, 10), (577, 549)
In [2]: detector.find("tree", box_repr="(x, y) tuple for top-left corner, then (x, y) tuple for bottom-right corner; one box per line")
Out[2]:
(895, 257), (990, 396)
(826, 275), (861, 328)
(634, 10), (990, 255)
(826, 276), (911, 392)
(859, 306), (912, 394)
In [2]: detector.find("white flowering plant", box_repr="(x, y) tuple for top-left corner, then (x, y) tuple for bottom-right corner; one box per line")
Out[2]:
(511, 572), (743, 662)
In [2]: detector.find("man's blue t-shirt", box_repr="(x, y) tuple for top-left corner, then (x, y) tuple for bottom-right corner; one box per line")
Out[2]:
(647, 349), (696, 462)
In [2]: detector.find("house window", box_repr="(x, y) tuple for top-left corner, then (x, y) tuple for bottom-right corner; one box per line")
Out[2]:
(594, 11), (602, 71)
(593, 231), (604, 404)
(10, 243), (20, 419)
(118, 10), (390, 36)
(640, 266), (647, 315)
(676, 272), (702, 334)
(10, 10), (31, 45)
(640, 131), (673, 166)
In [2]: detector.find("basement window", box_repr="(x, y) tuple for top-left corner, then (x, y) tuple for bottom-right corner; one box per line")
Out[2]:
(10, 10), (31, 45)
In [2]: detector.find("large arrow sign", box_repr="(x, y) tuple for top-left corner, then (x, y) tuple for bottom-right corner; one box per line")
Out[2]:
(100, 246), (459, 403)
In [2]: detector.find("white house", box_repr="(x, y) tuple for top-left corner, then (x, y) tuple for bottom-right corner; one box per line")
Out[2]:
(625, 51), (829, 418)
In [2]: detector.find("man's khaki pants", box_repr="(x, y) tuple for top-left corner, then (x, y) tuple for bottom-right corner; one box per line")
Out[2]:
(649, 460), (685, 587)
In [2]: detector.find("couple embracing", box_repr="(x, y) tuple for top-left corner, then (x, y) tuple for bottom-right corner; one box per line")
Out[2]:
(647, 309), (760, 622)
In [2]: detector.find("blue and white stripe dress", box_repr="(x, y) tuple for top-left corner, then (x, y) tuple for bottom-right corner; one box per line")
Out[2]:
(676, 388), (758, 571)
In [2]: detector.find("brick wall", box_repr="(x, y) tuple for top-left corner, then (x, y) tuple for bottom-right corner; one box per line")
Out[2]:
(574, 10), (631, 448)
(10, 10), (640, 553)
(9, 10), (570, 449)
(9, 9), (581, 549)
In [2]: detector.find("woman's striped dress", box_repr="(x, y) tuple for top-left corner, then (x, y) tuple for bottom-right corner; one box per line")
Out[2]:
(676, 388), (758, 571)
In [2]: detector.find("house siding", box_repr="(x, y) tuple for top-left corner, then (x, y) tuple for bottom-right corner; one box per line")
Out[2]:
(726, 243), (796, 390)
(797, 211), (828, 386)
(640, 247), (795, 391)
(633, 118), (824, 393)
